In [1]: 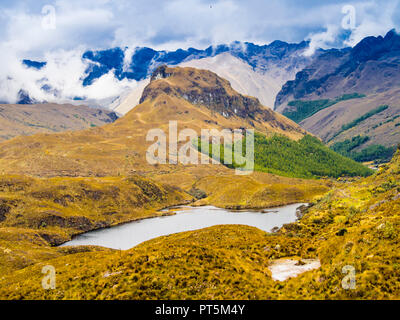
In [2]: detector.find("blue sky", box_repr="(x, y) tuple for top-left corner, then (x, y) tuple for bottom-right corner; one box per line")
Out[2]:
(0, 0), (398, 104)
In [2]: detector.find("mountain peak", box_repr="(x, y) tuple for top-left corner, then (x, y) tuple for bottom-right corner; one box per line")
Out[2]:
(140, 66), (262, 119)
(135, 66), (307, 139)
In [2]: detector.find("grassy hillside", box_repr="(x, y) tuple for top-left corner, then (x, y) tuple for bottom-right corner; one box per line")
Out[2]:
(200, 133), (373, 179)
(331, 136), (396, 163)
(0, 174), (191, 274)
(283, 93), (366, 123)
(0, 146), (399, 299)
(0, 103), (117, 142)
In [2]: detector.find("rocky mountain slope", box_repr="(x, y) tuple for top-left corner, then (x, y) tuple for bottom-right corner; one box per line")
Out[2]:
(274, 30), (400, 160)
(275, 30), (400, 110)
(0, 103), (118, 142)
(299, 89), (400, 148)
(0, 66), (309, 178)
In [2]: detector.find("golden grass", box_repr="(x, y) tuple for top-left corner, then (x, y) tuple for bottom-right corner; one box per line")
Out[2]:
(0, 149), (398, 299)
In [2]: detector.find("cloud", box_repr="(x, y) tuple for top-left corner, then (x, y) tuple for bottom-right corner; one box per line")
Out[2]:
(0, 1), (138, 105)
(0, 0), (399, 106)
(303, 0), (400, 56)
(2, 0), (399, 52)
(343, 1), (399, 46)
(303, 25), (341, 56)
(0, 45), (138, 105)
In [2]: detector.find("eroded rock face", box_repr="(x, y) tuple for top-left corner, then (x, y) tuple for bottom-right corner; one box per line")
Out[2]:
(150, 65), (172, 81)
(142, 66), (269, 120)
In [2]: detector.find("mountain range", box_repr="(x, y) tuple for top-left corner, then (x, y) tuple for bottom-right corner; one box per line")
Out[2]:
(22, 39), (314, 110)
(274, 30), (400, 161)
(18, 29), (400, 162)
(0, 64), (399, 300)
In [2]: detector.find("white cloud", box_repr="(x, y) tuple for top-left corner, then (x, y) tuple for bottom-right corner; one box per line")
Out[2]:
(303, 0), (400, 55)
(0, 45), (138, 105)
(0, 0), (137, 105)
(0, 0), (399, 105)
(343, 1), (399, 46)
(303, 25), (340, 57)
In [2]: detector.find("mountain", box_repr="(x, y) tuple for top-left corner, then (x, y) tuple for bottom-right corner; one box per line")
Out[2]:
(0, 66), (306, 178)
(0, 66), (370, 181)
(113, 52), (285, 115)
(21, 40), (313, 111)
(275, 30), (400, 109)
(0, 103), (118, 142)
(274, 30), (400, 160)
(81, 40), (311, 86)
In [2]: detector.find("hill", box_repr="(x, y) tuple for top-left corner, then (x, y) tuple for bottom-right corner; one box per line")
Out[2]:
(0, 146), (398, 299)
(299, 90), (400, 143)
(0, 103), (118, 142)
(0, 66), (371, 181)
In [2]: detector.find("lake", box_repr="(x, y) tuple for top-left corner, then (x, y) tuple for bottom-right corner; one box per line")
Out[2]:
(60, 203), (305, 250)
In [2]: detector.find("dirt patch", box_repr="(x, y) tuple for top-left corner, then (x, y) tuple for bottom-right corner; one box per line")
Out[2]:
(268, 258), (321, 281)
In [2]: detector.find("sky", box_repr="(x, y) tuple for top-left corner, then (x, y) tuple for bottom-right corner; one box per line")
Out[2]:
(0, 0), (399, 104)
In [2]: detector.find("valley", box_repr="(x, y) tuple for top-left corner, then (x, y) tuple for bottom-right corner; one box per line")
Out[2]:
(0, 60), (398, 301)
(274, 30), (400, 161)
(0, 145), (399, 299)
(2, 0), (400, 306)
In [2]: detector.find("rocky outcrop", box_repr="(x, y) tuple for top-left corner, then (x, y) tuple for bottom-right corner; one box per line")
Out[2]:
(142, 66), (286, 121)
(150, 65), (173, 81)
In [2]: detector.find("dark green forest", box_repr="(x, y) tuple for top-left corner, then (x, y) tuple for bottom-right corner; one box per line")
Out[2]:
(283, 93), (366, 123)
(198, 133), (373, 179)
(331, 136), (396, 163)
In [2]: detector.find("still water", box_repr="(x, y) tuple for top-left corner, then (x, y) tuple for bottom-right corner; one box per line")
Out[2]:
(61, 203), (305, 250)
